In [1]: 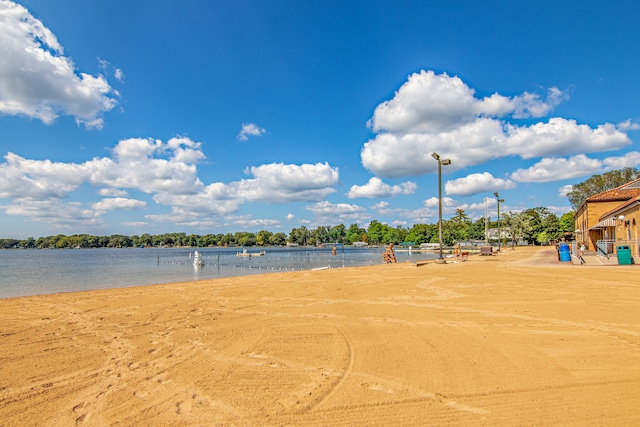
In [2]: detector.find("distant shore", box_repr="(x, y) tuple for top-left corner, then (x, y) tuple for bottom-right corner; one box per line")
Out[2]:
(2, 246), (639, 426)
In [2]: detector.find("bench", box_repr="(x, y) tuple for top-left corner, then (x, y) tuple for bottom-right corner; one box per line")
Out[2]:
(480, 246), (493, 255)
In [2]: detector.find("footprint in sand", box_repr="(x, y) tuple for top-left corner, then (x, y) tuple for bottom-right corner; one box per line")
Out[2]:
(176, 400), (191, 414)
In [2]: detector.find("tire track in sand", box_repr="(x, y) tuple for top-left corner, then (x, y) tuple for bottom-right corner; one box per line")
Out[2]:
(309, 324), (355, 410)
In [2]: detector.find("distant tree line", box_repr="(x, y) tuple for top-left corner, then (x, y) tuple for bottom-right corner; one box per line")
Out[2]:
(1, 207), (574, 249)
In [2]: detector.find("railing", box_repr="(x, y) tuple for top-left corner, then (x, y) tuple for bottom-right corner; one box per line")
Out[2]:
(596, 239), (640, 258)
(596, 240), (615, 258)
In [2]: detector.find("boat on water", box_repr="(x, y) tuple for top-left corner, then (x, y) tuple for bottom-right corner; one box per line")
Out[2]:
(236, 248), (266, 257)
(193, 251), (204, 267)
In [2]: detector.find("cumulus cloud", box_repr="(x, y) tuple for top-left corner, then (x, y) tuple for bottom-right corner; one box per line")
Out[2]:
(617, 120), (640, 131)
(511, 152), (640, 183)
(558, 185), (573, 198)
(510, 155), (603, 183)
(361, 70), (631, 179)
(512, 87), (569, 118)
(304, 200), (367, 224)
(0, 152), (87, 199)
(230, 216), (280, 228)
(504, 119), (629, 159)
(0, 137), (343, 229)
(237, 123), (266, 141)
(424, 196), (456, 209)
(0, 1), (118, 128)
(92, 197), (146, 211)
(347, 177), (417, 198)
(3, 198), (103, 230)
(444, 172), (516, 197)
(98, 188), (128, 197)
(236, 162), (339, 203)
(602, 151), (640, 170)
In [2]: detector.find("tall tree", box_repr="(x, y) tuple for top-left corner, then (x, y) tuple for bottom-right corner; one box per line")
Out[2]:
(567, 167), (640, 209)
(502, 211), (529, 247)
(346, 223), (366, 244)
(442, 208), (471, 245)
(559, 211), (575, 234)
(366, 220), (387, 245)
(405, 223), (437, 244)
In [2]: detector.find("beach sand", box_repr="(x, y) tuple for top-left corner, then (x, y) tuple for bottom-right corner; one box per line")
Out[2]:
(1, 246), (639, 426)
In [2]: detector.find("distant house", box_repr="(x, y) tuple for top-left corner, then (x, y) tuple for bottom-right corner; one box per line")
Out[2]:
(486, 227), (512, 242)
(574, 178), (640, 259)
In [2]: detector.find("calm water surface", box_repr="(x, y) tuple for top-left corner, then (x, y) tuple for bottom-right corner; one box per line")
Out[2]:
(0, 247), (436, 298)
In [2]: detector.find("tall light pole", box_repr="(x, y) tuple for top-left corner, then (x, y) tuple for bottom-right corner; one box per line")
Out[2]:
(494, 192), (504, 252)
(432, 152), (452, 263)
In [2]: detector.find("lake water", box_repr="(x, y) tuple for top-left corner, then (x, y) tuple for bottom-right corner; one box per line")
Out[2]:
(0, 246), (438, 298)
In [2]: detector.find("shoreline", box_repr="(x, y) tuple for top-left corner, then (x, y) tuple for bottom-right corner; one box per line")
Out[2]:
(2, 246), (639, 425)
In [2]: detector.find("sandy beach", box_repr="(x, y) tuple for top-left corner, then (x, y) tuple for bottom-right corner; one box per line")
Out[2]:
(1, 246), (639, 426)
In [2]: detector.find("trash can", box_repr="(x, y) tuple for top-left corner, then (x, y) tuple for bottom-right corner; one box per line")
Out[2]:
(616, 245), (632, 265)
(558, 243), (571, 262)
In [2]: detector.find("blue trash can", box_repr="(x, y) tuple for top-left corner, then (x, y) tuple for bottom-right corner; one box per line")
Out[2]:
(558, 243), (571, 262)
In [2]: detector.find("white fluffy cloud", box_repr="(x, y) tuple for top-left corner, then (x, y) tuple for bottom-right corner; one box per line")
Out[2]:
(304, 200), (367, 224)
(347, 177), (417, 198)
(92, 198), (146, 211)
(0, 1), (117, 128)
(505, 120), (629, 159)
(237, 123), (266, 141)
(511, 152), (640, 183)
(98, 188), (128, 197)
(4, 199), (103, 230)
(361, 70), (631, 179)
(0, 138), (343, 229)
(229, 216), (280, 228)
(602, 151), (640, 170)
(424, 196), (456, 209)
(444, 172), (516, 197)
(236, 162), (339, 203)
(510, 155), (603, 183)
(558, 185), (573, 198)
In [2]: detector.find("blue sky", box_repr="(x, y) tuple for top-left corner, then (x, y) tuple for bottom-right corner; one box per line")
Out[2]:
(1, 0), (640, 239)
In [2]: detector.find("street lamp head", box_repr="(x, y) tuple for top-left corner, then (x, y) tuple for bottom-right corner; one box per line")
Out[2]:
(441, 159), (452, 166)
(431, 152), (440, 161)
(499, 199), (504, 203)
(494, 192), (499, 198)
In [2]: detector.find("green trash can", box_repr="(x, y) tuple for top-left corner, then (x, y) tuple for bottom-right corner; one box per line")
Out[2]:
(616, 245), (632, 265)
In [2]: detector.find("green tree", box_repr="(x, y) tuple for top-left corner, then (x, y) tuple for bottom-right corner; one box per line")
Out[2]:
(501, 211), (529, 247)
(366, 220), (388, 245)
(542, 213), (561, 242)
(270, 232), (287, 246)
(567, 167), (640, 209)
(220, 233), (235, 246)
(327, 224), (346, 243)
(346, 223), (366, 244)
(405, 223), (437, 244)
(138, 233), (153, 247)
(442, 209), (471, 245)
(521, 207), (551, 244)
(468, 218), (488, 241)
(256, 230), (273, 246)
(19, 237), (35, 248)
(559, 211), (575, 234)
(288, 226), (309, 245)
(382, 226), (407, 245)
